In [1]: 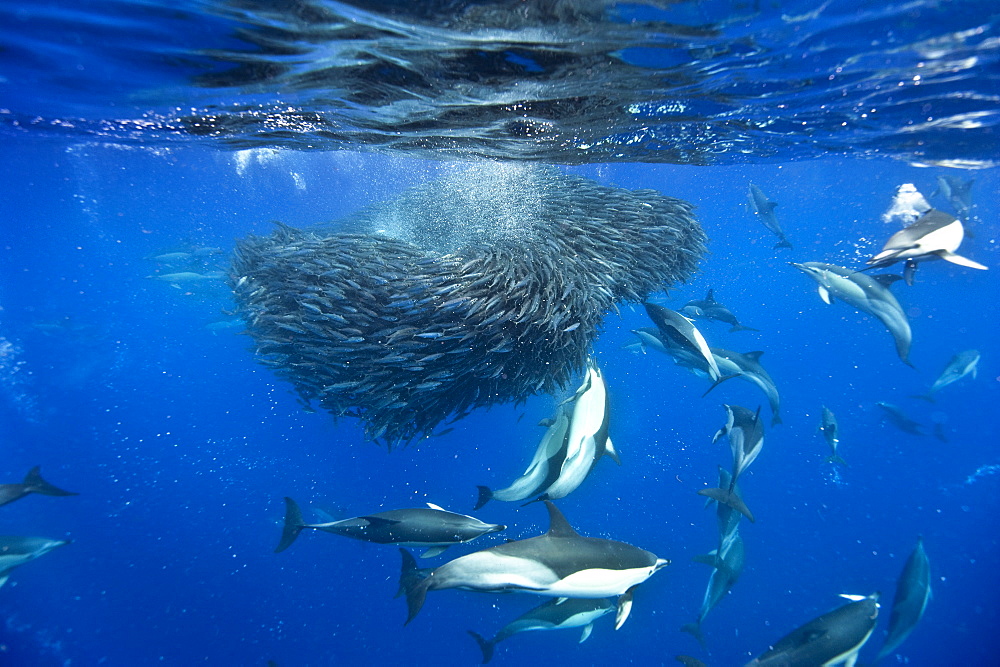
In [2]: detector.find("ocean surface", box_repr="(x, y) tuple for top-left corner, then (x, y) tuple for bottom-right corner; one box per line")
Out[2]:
(1, 1), (998, 665)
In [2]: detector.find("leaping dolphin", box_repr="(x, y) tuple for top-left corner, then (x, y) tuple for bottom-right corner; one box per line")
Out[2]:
(276, 497), (505, 558)
(791, 262), (913, 366)
(0, 536), (71, 588)
(0, 466), (78, 507)
(468, 597), (614, 663)
(877, 537), (931, 662)
(867, 208), (986, 285)
(747, 593), (880, 666)
(399, 501), (669, 628)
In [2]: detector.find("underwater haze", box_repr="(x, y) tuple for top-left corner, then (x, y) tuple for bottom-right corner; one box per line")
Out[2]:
(1, 1), (999, 665)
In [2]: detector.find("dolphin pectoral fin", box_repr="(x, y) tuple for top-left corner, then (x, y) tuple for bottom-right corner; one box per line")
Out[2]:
(274, 497), (306, 553)
(604, 437), (622, 466)
(817, 285), (833, 304)
(467, 630), (495, 664)
(936, 251), (988, 270)
(425, 502), (446, 511)
(614, 586), (638, 630)
(692, 552), (720, 568)
(474, 486), (493, 511)
(702, 373), (740, 398)
(579, 623), (594, 643)
(420, 546), (448, 559)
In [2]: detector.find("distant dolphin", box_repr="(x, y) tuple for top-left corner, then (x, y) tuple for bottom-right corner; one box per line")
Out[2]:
(468, 597), (613, 663)
(644, 303), (721, 381)
(746, 593), (880, 666)
(698, 405), (764, 522)
(931, 174), (974, 221)
(876, 402), (925, 436)
(706, 349), (782, 426)
(681, 289), (759, 332)
(748, 184), (793, 249)
(276, 497), (505, 558)
(398, 501), (669, 628)
(681, 530), (745, 646)
(914, 349), (979, 401)
(0, 466), (78, 507)
(819, 406), (847, 466)
(0, 536), (71, 588)
(476, 359), (620, 508)
(877, 537), (931, 662)
(791, 262), (913, 366)
(867, 208), (986, 285)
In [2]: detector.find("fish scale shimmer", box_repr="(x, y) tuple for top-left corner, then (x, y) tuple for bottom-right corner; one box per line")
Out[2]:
(230, 166), (706, 445)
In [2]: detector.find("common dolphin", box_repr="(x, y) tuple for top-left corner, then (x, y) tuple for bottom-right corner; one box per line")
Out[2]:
(791, 262), (912, 366)
(468, 597), (614, 663)
(0, 536), (71, 588)
(876, 402), (925, 436)
(706, 349), (782, 426)
(877, 537), (931, 661)
(398, 501), (669, 627)
(698, 405), (764, 522)
(932, 174), (974, 221)
(915, 349), (980, 401)
(682, 530), (745, 646)
(276, 497), (505, 557)
(746, 593), (880, 667)
(477, 360), (619, 508)
(819, 406), (847, 466)
(867, 208), (986, 285)
(681, 289), (759, 333)
(644, 303), (721, 381)
(748, 184), (793, 249)
(0, 466), (78, 507)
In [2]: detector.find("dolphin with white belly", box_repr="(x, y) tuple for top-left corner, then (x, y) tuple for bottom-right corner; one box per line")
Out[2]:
(748, 183), (793, 249)
(706, 349), (782, 426)
(747, 593), (880, 666)
(468, 597), (614, 663)
(698, 405), (764, 523)
(0, 536), (71, 588)
(877, 537), (931, 662)
(791, 262), (913, 366)
(399, 501), (669, 628)
(867, 208), (986, 285)
(819, 406), (847, 466)
(644, 303), (721, 381)
(276, 497), (505, 557)
(915, 349), (979, 401)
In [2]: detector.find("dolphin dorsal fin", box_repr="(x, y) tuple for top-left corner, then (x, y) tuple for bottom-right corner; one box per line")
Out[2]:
(426, 503), (445, 511)
(873, 274), (905, 288)
(745, 351), (764, 361)
(544, 501), (580, 538)
(705, 289), (716, 303)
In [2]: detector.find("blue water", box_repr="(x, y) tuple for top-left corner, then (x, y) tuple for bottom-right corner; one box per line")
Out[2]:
(1, 2), (999, 666)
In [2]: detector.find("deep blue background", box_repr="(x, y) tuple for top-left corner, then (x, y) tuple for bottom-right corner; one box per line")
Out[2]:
(1, 141), (998, 665)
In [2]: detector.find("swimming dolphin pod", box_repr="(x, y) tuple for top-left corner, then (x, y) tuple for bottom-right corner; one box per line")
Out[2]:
(746, 593), (880, 667)
(877, 537), (931, 662)
(867, 208), (986, 285)
(398, 501), (669, 628)
(0, 536), (71, 588)
(475, 358), (619, 509)
(275, 497), (505, 557)
(467, 597), (614, 663)
(791, 262), (912, 366)
(0, 466), (78, 507)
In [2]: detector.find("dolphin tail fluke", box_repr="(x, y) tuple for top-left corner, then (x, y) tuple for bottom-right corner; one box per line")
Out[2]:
(729, 324), (760, 333)
(825, 455), (848, 467)
(23, 466), (78, 497)
(774, 239), (793, 250)
(770, 412), (782, 427)
(473, 486), (493, 511)
(467, 631), (496, 664)
(680, 622), (706, 647)
(701, 373), (741, 398)
(274, 497), (306, 553)
(399, 549), (432, 624)
(697, 487), (755, 523)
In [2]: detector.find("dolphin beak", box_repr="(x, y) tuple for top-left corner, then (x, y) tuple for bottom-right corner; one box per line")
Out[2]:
(654, 558), (671, 571)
